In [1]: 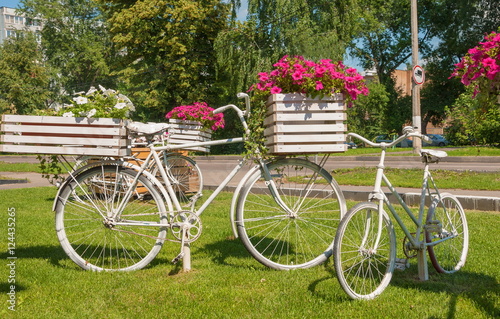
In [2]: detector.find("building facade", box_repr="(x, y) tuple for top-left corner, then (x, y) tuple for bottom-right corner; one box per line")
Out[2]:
(0, 6), (42, 44)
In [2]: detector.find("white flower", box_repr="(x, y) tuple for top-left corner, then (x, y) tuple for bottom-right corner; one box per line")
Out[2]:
(87, 108), (97, 118)
(73, 96), (88, 105)
(63, 103), (73, 108)
(98, 84), (107, 92)
(114, 102), (127, 109)
(62, 111), (74, 117)
(86, 86), (97, 95)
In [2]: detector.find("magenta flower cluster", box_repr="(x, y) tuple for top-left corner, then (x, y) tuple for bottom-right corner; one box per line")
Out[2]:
(166, 102), (225, 131)
(250, 55), (369, 105)
(450, 31), (500, 96)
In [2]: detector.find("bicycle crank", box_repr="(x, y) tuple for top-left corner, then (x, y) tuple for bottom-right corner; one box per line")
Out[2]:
(171, 211), (202, 243)
(403, 232), (419, 259)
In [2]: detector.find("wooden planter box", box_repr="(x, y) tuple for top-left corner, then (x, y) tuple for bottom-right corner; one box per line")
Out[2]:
(0, 115), (130, 156)
(264, 94), (347, 154)
(167, 119), (211, 153)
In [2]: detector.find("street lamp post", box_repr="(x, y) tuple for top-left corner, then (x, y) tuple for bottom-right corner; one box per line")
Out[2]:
(411, 0), (422, 153)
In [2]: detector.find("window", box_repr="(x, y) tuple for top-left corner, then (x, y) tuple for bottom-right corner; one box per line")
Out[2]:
(6, 30), (17, 38)
(5, 15), (15, 23)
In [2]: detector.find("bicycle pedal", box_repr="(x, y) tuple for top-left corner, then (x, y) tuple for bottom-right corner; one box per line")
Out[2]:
(171, 252), (184, 264)
(394, 258), (410, 271)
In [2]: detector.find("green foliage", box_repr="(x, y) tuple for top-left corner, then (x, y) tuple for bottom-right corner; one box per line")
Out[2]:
(446, 86), (500, 146)
(53, 86), (134, 119)
(20, 0), (116, 98)
(0, 32), (52, 114)
(346, 79), (390, 138)
(97, 0), (230, 121)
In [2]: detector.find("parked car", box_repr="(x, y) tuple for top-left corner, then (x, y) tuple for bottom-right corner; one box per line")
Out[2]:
(375, 134), (413, 147)
(344, 141), (357, 149)
(423, 134), (450, 147)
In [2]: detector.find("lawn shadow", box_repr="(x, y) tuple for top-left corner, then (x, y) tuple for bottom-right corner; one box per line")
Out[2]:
(391, 267), (499, 318)
(308, 263), (499, 317)
(0, 244), (171, 271)
(198, 237), (259, 268)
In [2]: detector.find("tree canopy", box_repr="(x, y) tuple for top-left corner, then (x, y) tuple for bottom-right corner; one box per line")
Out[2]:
(96, 0), (230, 121)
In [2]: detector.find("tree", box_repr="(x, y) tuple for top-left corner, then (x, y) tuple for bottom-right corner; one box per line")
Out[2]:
(21, 0), (116, 100)
(346, 78), (390, 140)
(216, 0), (364, 100)
(0, 33), (51, 114)
(96, 0), (230, 121)
(421, 0), (500, 137)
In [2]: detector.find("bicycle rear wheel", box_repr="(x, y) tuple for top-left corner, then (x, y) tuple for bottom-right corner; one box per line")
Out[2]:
(54, 165), (167, 271)
(333, 202), (396, 300)
(236, 158), (346, 270)
(426, 193), (468, 273)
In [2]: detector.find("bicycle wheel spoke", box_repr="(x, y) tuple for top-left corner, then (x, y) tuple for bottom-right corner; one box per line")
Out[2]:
(237, 158), (346, 270)
(426, 194), (469, 274)
(334, 202), (396, 300)
(55, 165), (167, 271)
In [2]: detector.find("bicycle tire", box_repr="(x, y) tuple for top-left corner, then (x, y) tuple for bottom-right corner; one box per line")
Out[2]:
(333, 202), (396, 300)
(150, 153), (203, 206)
(55, 165), (167, 271)
(426, 193), (468, 274)
(236, 158), (346, 270)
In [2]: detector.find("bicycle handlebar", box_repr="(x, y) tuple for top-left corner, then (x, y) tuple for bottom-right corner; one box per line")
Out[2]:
(348, 126), (432, 148)
(212, 93), (251, 134)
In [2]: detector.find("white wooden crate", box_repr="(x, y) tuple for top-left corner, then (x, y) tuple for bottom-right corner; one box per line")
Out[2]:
(168, 119), (212, 153)
(264, 94), (347, 154)
(0, 115), (130, 156)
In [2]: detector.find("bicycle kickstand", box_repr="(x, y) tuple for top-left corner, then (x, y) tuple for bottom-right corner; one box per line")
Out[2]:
(172, 228), (186, 264)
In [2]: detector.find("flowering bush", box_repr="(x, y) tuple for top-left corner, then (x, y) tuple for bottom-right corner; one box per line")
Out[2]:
(450, 31), (500, 98)
(165, 102), (225, 131)
(250, 55), (369, 106)
(244, 55), (368, 158)
(57, 85), (135, 119)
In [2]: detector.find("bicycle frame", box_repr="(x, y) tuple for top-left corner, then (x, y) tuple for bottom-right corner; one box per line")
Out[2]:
(367, 146), (456, 280)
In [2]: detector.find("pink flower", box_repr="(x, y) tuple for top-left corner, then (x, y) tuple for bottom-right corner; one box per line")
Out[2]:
(270, 86), (282, 94)
(249, 55), (369, 104)
(258, 72), (270, 82)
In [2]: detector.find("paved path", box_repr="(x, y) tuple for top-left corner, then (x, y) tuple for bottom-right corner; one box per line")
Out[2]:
(1, 155), (498, 211)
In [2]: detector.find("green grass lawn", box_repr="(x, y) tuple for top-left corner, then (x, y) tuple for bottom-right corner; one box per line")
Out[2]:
(0, 188), (498, 318)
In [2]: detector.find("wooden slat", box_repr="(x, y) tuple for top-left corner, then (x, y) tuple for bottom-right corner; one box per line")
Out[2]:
(266, 93), (344, 104)
(0, 115), (129, 156)
(0, 144), (129, 156)
(267, 101), (345, 113)
(266, 134), (345, 144)
(264, 124), (345, 135)
(267, 143), (347, 154)
(1, 135), (128, 147)
(1, 124), (125, 136)
(2, 114), (125, 126)
(264, 112), (346, 125)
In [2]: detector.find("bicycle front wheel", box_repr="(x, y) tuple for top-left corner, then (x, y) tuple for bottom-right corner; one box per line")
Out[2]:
(55, 165), (167, 271)
(333, 202), (396, 300)
(236, 158), (346, 270)
(426, 193), (468, 274)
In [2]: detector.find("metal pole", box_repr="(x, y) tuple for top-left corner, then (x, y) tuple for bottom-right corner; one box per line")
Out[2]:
(411, 0), (422, 153)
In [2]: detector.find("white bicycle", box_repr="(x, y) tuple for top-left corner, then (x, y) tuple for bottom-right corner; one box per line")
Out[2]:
(53, 94), (347, 271)
(333, 127), (469, 300)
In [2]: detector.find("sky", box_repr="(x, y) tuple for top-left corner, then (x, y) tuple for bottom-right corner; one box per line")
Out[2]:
(1, 0), (21, 8)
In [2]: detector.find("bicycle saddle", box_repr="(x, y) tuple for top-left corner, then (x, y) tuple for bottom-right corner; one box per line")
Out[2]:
(420, 149), (447, 163)
(127, 122), (170, 135)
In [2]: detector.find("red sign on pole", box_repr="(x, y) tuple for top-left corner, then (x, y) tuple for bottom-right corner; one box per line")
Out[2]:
(413, 65), (425, 85)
